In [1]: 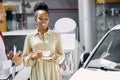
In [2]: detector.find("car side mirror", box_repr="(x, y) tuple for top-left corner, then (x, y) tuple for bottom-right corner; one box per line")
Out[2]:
(81, 52), (90, 64)
(78, 52), (90, 69)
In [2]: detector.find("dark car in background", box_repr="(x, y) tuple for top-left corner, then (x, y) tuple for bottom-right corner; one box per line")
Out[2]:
(3, 29), (34, 52)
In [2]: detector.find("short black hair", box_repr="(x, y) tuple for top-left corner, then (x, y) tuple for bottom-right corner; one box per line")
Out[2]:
(33, 2), (49, 13)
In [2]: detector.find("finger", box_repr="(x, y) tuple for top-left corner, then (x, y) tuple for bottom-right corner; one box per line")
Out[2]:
(9, 51), (14, 54)
(46, 59), (53, 62)
(8, 51), (14, 56)
(18, 51), (22, 56)
(15, 53), (21, 56)
(37, 50), (42, 53)
(52, 55), (57, 60)
(18, 50), (21, 53)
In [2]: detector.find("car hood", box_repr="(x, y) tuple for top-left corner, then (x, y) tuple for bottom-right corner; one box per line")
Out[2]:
(70, 68), (120, 80)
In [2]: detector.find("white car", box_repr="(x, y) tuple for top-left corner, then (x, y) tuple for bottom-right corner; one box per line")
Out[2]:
(70, 24), (120, 80)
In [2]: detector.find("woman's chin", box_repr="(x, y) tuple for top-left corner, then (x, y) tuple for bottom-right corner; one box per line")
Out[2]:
(42, 26), (48, 29)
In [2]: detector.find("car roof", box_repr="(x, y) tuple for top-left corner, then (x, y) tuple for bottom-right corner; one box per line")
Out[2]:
(2, 29), (35, 36)
(110, 24), (120, 31)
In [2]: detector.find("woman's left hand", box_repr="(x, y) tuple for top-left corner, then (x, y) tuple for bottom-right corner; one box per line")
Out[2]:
(46, 54), (57, 62)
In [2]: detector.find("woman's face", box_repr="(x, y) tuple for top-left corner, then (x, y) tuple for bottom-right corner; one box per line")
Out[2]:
(35, 10), (49, 29)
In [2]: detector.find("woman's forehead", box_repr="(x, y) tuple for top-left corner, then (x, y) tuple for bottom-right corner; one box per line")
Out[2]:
(37, 10), (48, 17)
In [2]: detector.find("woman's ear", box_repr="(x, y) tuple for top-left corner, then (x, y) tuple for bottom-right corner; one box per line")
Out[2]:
(35, 18), (37, 24)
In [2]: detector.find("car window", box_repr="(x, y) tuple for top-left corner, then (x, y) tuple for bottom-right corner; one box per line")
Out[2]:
(4, 35), (26, 54)
(87, 30), (120, 70)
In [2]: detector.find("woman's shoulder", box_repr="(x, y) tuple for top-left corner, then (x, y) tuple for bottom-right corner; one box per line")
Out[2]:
(25, 31), (37, 39)
(49, 30), (61, 39)
(26, 29), (38, 36)
(26, 32), (34, 37)
(50, 30), (60, 36)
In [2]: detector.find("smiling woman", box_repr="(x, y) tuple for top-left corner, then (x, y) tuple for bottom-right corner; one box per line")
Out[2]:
(22, 2), (65, 80)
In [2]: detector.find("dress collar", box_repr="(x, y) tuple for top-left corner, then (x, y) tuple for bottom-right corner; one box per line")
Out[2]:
(33, 28), (52, 36)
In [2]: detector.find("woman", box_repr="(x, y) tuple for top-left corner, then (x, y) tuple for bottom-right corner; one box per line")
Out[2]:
(23, 2), (65, 80)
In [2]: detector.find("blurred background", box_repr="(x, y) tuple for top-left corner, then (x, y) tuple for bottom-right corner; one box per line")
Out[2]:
(1, 0), (120, 79)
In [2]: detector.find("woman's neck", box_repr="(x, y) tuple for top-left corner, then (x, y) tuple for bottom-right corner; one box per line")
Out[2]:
(38, 27), (48, 34)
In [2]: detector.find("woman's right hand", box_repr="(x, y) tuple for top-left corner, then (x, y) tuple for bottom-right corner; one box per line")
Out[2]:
(31, 50), (42, 60)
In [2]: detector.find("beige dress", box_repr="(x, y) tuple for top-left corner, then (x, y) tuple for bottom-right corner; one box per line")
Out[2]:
(23, 29), (65, 80)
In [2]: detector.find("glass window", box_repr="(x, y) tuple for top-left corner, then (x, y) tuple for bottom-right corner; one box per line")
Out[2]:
(87, 30), (120, 70)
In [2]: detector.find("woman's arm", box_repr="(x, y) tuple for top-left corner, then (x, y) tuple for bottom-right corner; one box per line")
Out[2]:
(54, 34), (65, 64)
(22, 35), (36, 67)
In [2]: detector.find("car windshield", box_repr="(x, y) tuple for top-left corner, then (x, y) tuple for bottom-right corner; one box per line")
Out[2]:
(87, 30), (120, 71)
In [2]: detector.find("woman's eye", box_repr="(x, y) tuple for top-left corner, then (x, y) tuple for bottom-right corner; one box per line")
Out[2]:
(39, 18), (42, 20)
(38, 17), (49, 21)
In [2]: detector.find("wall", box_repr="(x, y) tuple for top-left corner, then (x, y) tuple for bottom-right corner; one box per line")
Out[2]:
(3, 1), (78, 30)
(27, 9), (78, 29)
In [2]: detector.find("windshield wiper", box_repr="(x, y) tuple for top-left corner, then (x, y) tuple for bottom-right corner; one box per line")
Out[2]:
(87, 66), (120, 71)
